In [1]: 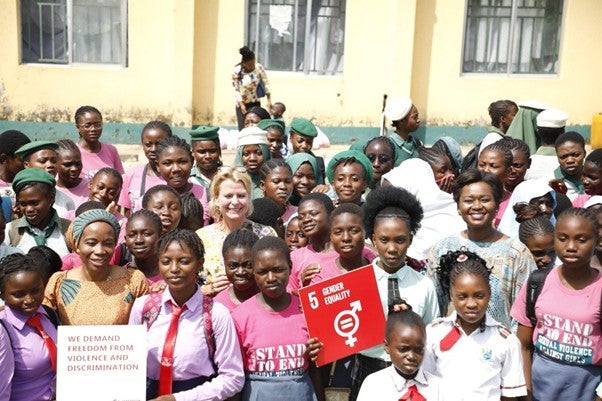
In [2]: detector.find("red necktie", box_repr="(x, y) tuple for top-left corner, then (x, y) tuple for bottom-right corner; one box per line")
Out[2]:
(26, 313), (57, 372)
(399, 384), (426, 401)
(158, 302), (187, 396)
(439, 325), (462, 351)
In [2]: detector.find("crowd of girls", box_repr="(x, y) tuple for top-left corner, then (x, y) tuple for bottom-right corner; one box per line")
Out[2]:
(0, 98), (601, 401)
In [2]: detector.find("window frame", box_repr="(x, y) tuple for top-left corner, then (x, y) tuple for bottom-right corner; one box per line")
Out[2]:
(460, 0), (565, 77)
(20, 0), (128, 68)
(246, 0), (346, 75)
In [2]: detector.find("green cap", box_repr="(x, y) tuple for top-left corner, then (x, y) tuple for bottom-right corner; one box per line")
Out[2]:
(257, 119), (285, 132)
(12, 168), (56, 193)
(290, 117), (317, 138)
(15, 141), (58, 160)
(326, 150), (373, 184)
(189, 126), (220, 141)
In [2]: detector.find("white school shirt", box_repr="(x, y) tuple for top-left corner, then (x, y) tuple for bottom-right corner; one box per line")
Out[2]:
(360, 261), (439, 361)
(357, 366), (444, 401)
(422, 312), (527, 401)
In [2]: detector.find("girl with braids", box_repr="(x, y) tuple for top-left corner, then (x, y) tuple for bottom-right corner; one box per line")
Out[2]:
(119, 120), (173, 215)
(423, 249), (526, 400)
(124, 209), (164, 284)
(74, 105), (124, 178)
(232, 46), (272, 131)
(214, 228), (259, 312)
(477, 142), (513, 226)
(478, 99), (519, 155)
(142, 185), (182, 234)
(498, 178), (556, 239)
(427, 169), (536, 328)
(156, 135), (210, 225)
(363, 136), (396, 191)
(418, 146), (456, 193)
(574, 148), (602, 207)
(350, 186), (438, 401)
(55, 139), (89, 208)
(511, 208), (602, 401)
(514, 204), (556, 269)
(129, 229), (244, 400)
(259, 159), (296, 222)
(0, 253), (58, 401)
(499, 136), (531, 193)
(232, 236), (323, 401)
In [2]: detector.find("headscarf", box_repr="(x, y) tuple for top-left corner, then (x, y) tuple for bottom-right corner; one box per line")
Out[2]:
(506, 106), (544, 154)
(286, 153), (324, 185)
(72, 209), (120, 246)
(382, 159), (466, 260)
(498, 179), (557, 239)
(433, 136), (464, 175)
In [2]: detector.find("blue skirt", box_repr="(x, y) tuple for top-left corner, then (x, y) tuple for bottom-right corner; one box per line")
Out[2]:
(532, 352), (601, 401)
(243, 372), (317, 401)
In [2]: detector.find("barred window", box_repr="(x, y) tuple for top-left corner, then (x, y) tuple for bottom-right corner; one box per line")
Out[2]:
(21, 0), (127, 66)
(247, 0), (346, 75)
(462, 0), (563, 74)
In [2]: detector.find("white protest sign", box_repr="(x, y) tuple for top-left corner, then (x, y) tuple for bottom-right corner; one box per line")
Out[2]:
(57, 325), (146, 401)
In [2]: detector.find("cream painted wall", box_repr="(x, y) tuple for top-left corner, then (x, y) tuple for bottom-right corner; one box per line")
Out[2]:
(0, 0), (196, 125)
(197, 0), (418, 127)
(412, 0), (602, 126)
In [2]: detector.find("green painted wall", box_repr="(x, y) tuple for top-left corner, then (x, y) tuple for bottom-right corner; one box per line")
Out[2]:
(0, 120), (592, 146)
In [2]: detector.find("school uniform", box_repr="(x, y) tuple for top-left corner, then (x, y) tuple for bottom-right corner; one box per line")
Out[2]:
(0, 322), (14, 401)
(0, 306), (57, 401)
(4, 210), (69, 257)
(357, 366), (444, 401)
(422, 312), (526, 401)
(129, 286), (244, 401)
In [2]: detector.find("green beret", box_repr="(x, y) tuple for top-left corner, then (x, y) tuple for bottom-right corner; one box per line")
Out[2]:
(189, 126), (220, 141)
(290, 117), (317, 138)
(326, 150), (373, 184)
(15, 141), (58, 160)
(257, 119), (285, 132)
(12, 168), (56, 193)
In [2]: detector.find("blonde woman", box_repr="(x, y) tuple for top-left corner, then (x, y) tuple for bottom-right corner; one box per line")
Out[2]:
(196, 167), (276, 296)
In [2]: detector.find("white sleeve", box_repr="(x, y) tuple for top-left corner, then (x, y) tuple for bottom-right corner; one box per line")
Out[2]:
(478, 132), (503, 157)
(356, 372), (378, 401)
(499, 334), (527, 397)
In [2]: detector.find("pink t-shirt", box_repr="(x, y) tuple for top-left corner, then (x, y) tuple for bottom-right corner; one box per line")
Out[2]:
(186, 181), (211, 226)
(232, 295), (309, 374)
(288, 245), (377, 293)
(119, 164), (166, 211)
(214, 287), (241, 313)
(495, 191), (511, 228)
(511, 267), (602, 365)
(572, 194), (592, 208)
(78, 142), (125, 179)
(56, 177), (91, 210)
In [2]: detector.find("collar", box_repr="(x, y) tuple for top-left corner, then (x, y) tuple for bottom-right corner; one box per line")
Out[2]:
(372, 259), (409, 282)
(554, 166), (585, 193)
(2, 305), (48, 331)
(15, 208), (59, 230)
(534, 146), (557, 156)
(162, 285), (203, 313)
(390, 365), (430, 390)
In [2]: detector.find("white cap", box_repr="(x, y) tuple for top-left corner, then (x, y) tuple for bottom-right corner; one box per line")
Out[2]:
(519, 100), (550, 111)
(536, 108), (568, 128)
(237, 126), (269, 147)
(584, 196), (602, 209)
(384, 96), (413, 121)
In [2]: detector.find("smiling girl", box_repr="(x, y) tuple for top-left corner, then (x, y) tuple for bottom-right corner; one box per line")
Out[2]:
(424, 249), (526, 400)
(0, 254), (58, 401)
(124, 209), (164, 284)
(235, 126), (272, 199)
(259, 159), (295, 221)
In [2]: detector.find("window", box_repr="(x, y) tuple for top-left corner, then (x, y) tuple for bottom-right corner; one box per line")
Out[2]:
(247, 0), (346, 75)
(462, 0), (563, 74)
(21, 0), (127, 66)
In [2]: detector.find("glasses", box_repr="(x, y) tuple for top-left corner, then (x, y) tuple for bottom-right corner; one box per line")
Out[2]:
(366, 153), (392, 164)
(218, 166), (248, 173)
(78, 122), (103, 130)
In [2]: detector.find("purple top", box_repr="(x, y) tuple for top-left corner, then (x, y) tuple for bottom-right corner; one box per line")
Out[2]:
(0, 306), (56, 401)
(129, 286), (244, 401)
(0, 322), (14, 401)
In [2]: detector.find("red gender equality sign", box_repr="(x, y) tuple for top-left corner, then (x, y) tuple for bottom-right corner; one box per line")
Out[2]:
(299, 265), (386, 367)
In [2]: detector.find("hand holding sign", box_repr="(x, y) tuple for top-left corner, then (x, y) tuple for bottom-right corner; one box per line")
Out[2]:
(299, 265), (386, 367)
